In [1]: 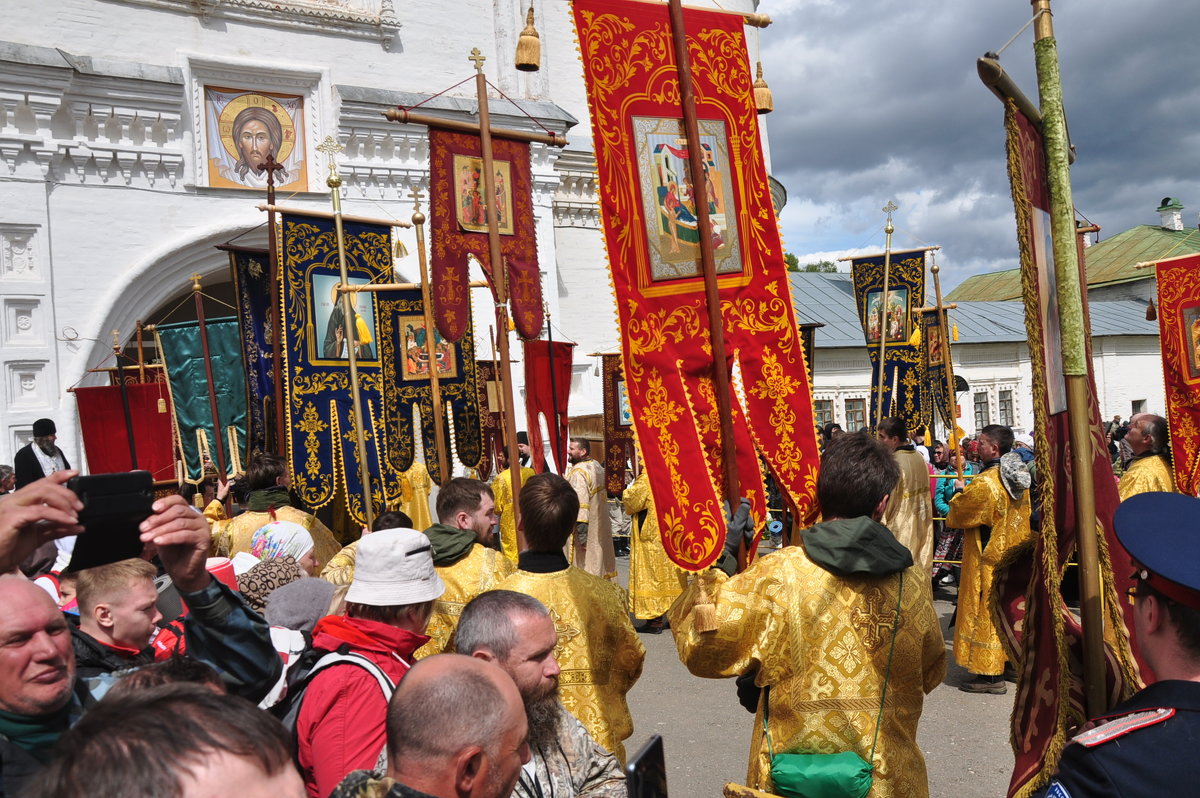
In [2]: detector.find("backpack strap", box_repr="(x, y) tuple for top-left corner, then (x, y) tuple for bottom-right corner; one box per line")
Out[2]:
(307, 650), (396, 698)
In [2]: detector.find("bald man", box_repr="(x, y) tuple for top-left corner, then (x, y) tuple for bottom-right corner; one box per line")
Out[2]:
(1119, 413), (1177, 500)
(330, 653), (530, 798)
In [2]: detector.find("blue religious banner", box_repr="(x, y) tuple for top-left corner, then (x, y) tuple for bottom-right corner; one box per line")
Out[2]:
(918, 308), (955, 434)
(155, 317), (249, 481)
(849, 248), (928, 432)
(228, 247), (274, 459)
(279, 212), (406, 523)
(376, 289), (484, 484)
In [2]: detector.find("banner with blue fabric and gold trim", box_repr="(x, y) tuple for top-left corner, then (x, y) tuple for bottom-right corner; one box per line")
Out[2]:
(228, 247), (274, 459)
(849, 249), (928, 431)
(918, 307), (954, 434)
(280, 212), (405, 523)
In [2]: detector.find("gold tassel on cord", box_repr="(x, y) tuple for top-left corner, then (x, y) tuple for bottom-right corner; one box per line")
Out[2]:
(692, 573), (719, 633)
(753, 61), (773, 114)
(907, 326), (921, 347)
(952, 323), (959, 341)
(515, 5), (541, 72)
(393, 238), (409, 261)
(1146, 298), (1157, 321)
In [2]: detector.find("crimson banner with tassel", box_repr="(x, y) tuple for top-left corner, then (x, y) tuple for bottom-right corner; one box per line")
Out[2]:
(523, 340), (573, 474)
(573, 0), (819, 570)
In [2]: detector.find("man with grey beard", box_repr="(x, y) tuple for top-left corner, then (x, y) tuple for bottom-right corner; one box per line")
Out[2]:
(455, 590), (625, 798)
(14, 419), (70, 490)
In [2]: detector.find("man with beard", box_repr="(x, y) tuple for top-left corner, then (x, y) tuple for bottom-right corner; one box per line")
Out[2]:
(1118, 413), (1177, 500)
(455, 590), (625, 798)
(565, 438), (615, 579)
(14, 419), (70, 490)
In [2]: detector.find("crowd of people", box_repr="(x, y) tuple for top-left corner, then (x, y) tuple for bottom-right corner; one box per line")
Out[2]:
(0, 409), (1192, 797)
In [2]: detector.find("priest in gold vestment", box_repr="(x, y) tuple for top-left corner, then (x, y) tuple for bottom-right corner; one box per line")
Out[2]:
(622, 471), (687, 627)
(946, 425), (1032, 693)
(495, 472), (644, 763)
(669, 433), (945, 796)
(402, 460), (434, 531)
(416, 477), (513, 658)
(223, 454), (342, 567)
(566, 437), (617, 579)
(492, 447), (535, 564)
(876, 417), (935, 574)
(1118, 414), (1177, 501)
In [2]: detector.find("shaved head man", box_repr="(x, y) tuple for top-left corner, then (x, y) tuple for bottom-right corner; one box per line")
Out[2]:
(330, 653), (530, 798)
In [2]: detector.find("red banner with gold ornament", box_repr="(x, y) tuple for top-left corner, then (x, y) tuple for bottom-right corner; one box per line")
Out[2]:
(996, 98), (1139, 798)
(428, 128), (543, 341)
(1153, 253), (1200, 495)
(572, 0), (819, 570)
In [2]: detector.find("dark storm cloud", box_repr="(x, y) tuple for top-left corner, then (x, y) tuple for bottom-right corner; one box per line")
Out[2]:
(758, 0), (1200, 291)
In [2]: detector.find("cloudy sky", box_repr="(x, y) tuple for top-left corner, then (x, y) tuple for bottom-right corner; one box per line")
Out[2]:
(757, 0), (1200, 292)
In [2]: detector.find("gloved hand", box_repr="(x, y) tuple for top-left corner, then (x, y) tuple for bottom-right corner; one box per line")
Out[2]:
(722, 497), (754, 560)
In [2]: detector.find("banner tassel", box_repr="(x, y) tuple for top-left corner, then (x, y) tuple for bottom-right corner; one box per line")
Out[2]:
(693, 573), (718, 633)
(753, 61), (773, 114)
(952, 322), (960, 341)
(1146, 297), (1157, 321)
(515, 5), (541, 72)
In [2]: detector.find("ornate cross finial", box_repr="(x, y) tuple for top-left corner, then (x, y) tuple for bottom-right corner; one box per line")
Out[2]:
(882, 200), (898, 215)
(190, 272), (202, 291)
(408, 184), (423, 212)
(260, 151), (285, 183)
(316, 136), (344, 187)
(469, 48), (486, 72)
(111, 329), (120, 349)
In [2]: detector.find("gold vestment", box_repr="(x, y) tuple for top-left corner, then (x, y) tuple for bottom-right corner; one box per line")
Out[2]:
(496, 567), (644, 763)
(1119, 454), (1177, 501)
(492, 465), (535, 564)
(204, 500), (233, 557)
(566, 459), (617, 579)
(883, 449), (935, 574)
(669, 548), (945, 796)
(223, 506), (343, 569)
(403, 461), (433, 532)
(416, 543), (515, 659)
(946, 466), (1032, 675)
(622, 472), (687, 619)
(319, 540), (359, 587)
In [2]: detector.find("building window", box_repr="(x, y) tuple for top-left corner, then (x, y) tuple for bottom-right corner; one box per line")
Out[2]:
(1132, 399), (1146, 415)
(814, 399), (834, 427)
(998, 390), (1014, 427)
(845, 398), (866, 432)
(974, 391), (990, 430)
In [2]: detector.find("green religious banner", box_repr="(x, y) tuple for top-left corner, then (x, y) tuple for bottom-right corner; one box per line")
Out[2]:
(155, 318), (248, 481)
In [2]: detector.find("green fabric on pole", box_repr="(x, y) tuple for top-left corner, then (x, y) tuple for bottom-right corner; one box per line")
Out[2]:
(158, 317), (248, 480)
(1034, 36), (1087, 376)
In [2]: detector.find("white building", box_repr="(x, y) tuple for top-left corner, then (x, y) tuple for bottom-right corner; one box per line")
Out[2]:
(0, 0), (767, 469)
(791, 271), (1163, 437)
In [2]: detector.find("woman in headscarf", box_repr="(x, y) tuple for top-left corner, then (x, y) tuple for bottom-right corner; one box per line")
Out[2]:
(250, 519), (321, 576)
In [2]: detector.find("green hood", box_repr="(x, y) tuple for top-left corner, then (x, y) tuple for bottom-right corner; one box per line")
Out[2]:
(423, 522), (477, 566)
(800, 517), (913, 577)
(246, 485), (292, 512)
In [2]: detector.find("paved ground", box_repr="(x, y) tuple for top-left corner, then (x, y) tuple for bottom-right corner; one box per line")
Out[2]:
(617, 553), (1013, 797)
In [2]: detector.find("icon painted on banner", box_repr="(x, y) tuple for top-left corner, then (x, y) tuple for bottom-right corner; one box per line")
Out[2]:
(399, 315), (458, 381)
(1181, 303), (1200, 382)
(204, 86), (308, 191)
(452, 154), (515, 235)
(309, 274), (378, 364)
(864, 288), (910, 344)
(616, 379), (633, 427)
(632, 116), (742, 283)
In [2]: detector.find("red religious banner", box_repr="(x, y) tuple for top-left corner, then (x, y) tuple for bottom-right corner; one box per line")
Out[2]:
(1153, 253), (1200, 495)
(602, 353), (636, 498)
(572, 0), (819, 570)
(995, 98), (1139, 798)
(523, 340), (573, 473)
(76, 383), (176, 481)
(428, 128), (543, 341)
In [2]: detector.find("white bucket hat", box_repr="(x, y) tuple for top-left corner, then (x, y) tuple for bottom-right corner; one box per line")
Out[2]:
(346, 527), (445, 607)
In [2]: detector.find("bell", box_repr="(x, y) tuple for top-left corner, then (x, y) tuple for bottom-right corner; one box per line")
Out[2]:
(515, 6), (541, 72)
(753, 61), (773, 114)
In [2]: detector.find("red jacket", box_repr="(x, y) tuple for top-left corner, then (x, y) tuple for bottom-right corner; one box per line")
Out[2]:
(296, 614), (429, 798)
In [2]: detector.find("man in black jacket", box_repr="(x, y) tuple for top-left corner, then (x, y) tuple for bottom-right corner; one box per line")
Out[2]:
(13, 419), (69, 490)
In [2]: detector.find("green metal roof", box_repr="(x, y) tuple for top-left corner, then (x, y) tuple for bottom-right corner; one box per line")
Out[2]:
(946, 268), (1022, 301)
(1083, 224), (1200, 286)
(946, 222), (1200, 302)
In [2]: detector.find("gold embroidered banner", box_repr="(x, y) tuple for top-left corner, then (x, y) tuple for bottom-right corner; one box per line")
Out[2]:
(996, 98), (1138, 798)
(428, 128), (543, 342)
(1153, 253), (1200, 495)
(573, 0), (819, 570)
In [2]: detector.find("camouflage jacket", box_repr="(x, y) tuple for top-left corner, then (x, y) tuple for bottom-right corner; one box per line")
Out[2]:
(328, 771), (432, 798)
(514, 706), (626, 798)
